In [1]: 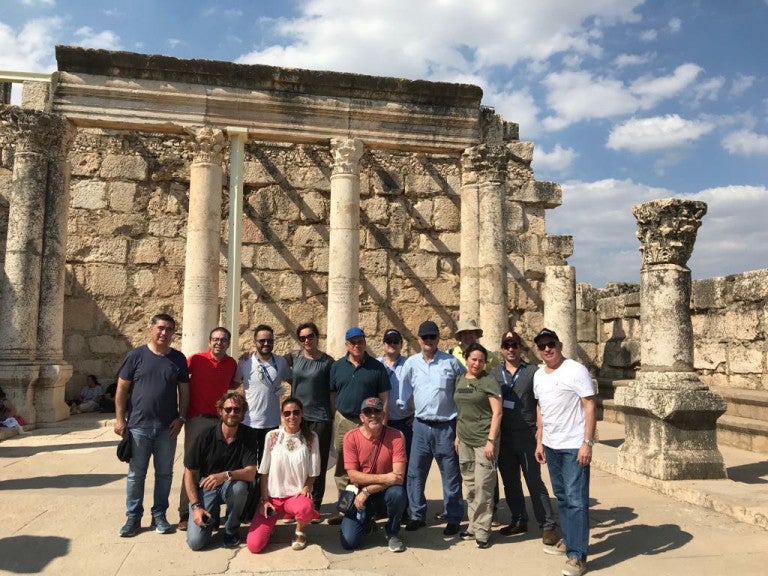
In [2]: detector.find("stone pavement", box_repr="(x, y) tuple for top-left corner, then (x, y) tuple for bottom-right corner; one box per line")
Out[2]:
(1, 416), (766, 576)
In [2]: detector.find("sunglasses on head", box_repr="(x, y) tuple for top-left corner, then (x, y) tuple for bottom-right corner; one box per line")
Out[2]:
(256, 338), (274, 345)
(298, 334), (316, 342)
(362, 408), (383, 416)
(223, 406), (242, 414)
(502, 340), (520, 350)
(282, 409), (302, 417)
(537, 341), (558, 351)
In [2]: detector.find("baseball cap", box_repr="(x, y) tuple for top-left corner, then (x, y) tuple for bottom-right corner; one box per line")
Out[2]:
(417, 320), (439, 338)
(360, 397), (384, 412)
(533, 328), (559, 344)
(345, 327), (366, 341)
(383, 329), (402, 342)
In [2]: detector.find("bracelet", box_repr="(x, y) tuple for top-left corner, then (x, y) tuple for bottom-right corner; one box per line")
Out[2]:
(191, 502), (202, 510)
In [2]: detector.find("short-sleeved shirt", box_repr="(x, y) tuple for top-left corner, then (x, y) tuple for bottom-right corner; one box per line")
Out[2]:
(451, 345), (501, 371)
(80, 385), (103, 403)
(118, 344), (189, 428)
(490, 362), (539, 432)
(184, 422), (259, 478)
(235, 353), (291, 428)
(289, 352), (334, 422)
(377, 355), (413, 421)
(454, 373), (501, 447)
(398, 350), (465, 421)
(343, 426), (406, 474)
(187, 351), (237, 419)
(260, 428), (321, 498)
(330, 353), (390, 419)
(534, 358), (595, 450)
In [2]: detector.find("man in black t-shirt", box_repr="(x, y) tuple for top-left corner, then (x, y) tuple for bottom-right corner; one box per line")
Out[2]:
(184, 391), (258, 550)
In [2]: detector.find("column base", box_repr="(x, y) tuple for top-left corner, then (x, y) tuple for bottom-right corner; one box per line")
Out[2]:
(0, 362), (40, 426)
(615, 379), (727, 480)
(34, 361), (72, 424)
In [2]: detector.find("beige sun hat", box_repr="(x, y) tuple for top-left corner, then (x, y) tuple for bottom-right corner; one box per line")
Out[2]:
(455, 318), (483, 337)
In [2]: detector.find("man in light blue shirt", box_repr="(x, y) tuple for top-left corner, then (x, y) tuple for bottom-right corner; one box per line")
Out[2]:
(398, 320), (465, 536)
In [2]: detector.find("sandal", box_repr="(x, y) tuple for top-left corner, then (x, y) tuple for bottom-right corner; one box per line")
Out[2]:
(291, 531), (307, 551)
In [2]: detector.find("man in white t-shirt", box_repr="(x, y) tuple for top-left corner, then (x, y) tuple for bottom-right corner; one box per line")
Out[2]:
(533, 328), (596, 576)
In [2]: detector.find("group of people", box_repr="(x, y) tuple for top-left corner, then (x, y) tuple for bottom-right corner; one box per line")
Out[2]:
(112, 313), (595, 576)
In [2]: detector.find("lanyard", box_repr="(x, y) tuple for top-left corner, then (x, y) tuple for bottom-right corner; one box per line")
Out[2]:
(501, 362), (526, 389)
(257, 356), (278, 387)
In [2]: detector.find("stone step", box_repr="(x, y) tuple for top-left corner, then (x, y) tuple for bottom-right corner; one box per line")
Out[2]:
(713, 387), (768, 422)
(717, 414), (768, 453)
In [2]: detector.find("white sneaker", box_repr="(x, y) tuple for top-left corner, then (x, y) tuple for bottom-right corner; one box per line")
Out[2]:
(562, 556), (586, 576)
(388, 535), (406, 552)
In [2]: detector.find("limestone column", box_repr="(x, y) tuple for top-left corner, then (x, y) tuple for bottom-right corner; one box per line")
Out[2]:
(0, 107), (63, 423)
(224, 127), (247, 347)
(544, 265), (577, 359)
(615, 198), (726, 480)
(182, 127), (225, 357)
(34, 116), (76, 423)
(459, 148), (481, 322)
(326, 138), (364, 358)
(476, 145), (508, 349)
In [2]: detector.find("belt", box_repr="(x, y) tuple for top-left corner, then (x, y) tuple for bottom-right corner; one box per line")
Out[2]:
(416, 417), (454, 426)
(388, 417), (414, 424)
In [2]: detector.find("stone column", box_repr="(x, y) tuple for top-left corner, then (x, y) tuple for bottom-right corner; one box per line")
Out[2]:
(544, 265), (577, 359)
(0, 107), (66, 423)
(34, 116), (76, 423)
(182, 127), (225, 357)
(326, 138), (364, 358)
(224, 127), (247, 347)
(615, 198), (726, 480)
(476, 145), (508, 349)
(459, 148), (481, 322)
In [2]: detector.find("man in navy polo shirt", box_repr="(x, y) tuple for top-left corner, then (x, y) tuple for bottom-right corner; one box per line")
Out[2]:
(327, 327), (390, 525)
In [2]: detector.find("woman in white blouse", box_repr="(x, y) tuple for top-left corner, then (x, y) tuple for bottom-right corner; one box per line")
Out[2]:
(246, 397), (320, 552)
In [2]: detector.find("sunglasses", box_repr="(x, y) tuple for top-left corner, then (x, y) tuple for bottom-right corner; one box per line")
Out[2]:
(256, 338), (274, 345)
(223, 406), (243, 414)
(362, 408), (383, 416)
(383, 339), (402, 346)
(537, 341), (558, 351)
(282, 409), (302, 417)
(298, 334), (316, 342)
(502, 341), (520, 350)
(420, 335), (437, 341)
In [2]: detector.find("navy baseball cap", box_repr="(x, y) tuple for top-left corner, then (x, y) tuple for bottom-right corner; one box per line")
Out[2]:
(417, 320), (439, 338)
(533, 328), (559, 344)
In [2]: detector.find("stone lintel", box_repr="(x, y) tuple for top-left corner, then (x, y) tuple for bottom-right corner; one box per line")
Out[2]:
(52, 46), (483, 153)
(516, 180), (562, 207)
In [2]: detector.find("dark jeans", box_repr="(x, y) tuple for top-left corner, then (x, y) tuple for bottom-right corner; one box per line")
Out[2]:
(241, 426), (277, 521)
(186, 480), (249, 550)
(340, 485), (407, 550)
(498, 427), (555, 530)
(305, 419), (332, 510)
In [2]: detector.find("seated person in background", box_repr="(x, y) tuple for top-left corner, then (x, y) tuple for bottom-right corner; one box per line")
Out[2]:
(0, 386), (26, 433)
(247, 397), (320, 553)
(340, 397), (408, 553)
(184, 391), (258, 550)
(99, 381), (118, 413)
(70, 375), (104, 414)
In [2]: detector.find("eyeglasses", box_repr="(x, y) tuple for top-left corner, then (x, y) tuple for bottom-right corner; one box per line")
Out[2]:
(420, 335), (437, 341)
(537, 341), (558, 351)
(501, 341), (520, 350)
(210, 337), (230, 343)
(348, 338), (366, 346)
(223, 406), (243, 414)
(362, 408), (383, 416)
(256, 338), (274, 345)
(298, 334), (316, 342)
(383, 339), (402, 346)
(282, 409), (302, 417)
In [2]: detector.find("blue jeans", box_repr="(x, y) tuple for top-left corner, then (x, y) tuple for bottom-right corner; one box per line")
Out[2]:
(545, 446), (589, 560)
(126, 427), (176, 519)
(340, 485), (406, 550)
(407, 418), (463, 523)
(187, 480), (249, 550)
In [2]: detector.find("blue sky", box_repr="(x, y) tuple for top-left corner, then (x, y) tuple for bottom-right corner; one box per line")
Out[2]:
(2, 0), (767, 287)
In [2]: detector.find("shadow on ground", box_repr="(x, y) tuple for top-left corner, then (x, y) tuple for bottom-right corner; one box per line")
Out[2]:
(0, 440), (117, 458)
(727, 461), (768, 484)
(0, 535), (70, 573)
(0, 473), (123, 490)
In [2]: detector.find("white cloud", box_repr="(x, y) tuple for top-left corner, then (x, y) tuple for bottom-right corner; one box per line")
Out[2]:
(639, 29), (657, 41)
(694, 76), (725, 103)
(613, 52), (653, 68)
(481, 86), (541, 138)
(668, 18), (682, 33)
(168, 38), (182, 49)
(21, 0), (55, 6)
(722, 129), (768, 156)
(74, 26), (121, 50)
(533, 144), (577, 173)
(630, 63), (702, 103)
(607, 114), (715, 152)
(730, 74), (755, 96)
(0, 17), (60, 71)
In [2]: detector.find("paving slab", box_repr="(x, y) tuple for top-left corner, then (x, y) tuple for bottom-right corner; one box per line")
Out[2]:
(1, 415), (766, 576)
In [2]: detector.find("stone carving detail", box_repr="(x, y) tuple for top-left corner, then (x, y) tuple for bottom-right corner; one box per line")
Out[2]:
(330, 138), (364, 175)
(189, 126), (225, 164)
(461, 144), (508, 183)
(633, 198), (707, 268)
(0, 106), (72, 156)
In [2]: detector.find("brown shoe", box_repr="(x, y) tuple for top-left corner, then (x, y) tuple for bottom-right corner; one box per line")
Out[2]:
(327, 514), (344, 526)
(542, 528), (558, 546)
(178, 519), (188, 531)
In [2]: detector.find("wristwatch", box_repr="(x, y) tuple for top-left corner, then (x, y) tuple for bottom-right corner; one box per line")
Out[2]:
(178, 416), (186, 424)
(226, 470), (233, 481)
(583, 439), (595, 447)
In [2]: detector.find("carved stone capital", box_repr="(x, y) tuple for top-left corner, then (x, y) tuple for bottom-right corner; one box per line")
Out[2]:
(0, 106), (73, 157)
(330, 138), (364, 175)
(633, 198), (707, 268)
(461, 144), (508, 183)
(189, 126), (225, 164)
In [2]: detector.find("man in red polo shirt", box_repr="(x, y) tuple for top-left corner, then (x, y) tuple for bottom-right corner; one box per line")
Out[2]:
(177, 326), (238, 530)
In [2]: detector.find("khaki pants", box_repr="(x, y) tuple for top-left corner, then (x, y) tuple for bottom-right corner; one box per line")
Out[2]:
(333, 412), (359, 494)
(457, 439), (498, 541)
